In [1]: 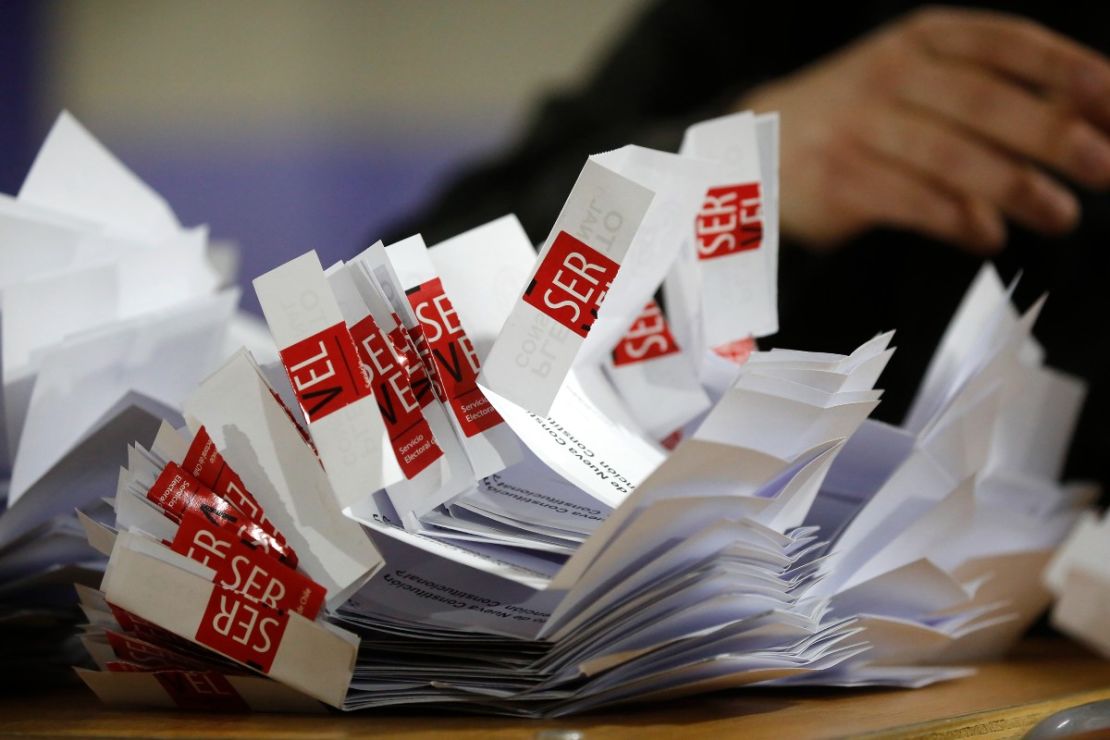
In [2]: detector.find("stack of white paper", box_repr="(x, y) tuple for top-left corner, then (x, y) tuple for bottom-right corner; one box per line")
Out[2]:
(72, 110), (1096, 715)
(790, 265), (1093, 684)
(0, 113), (270, 686)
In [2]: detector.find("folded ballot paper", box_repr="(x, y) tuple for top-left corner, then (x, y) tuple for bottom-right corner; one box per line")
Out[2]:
(73, 111), (1096, 715)
(0, 113), (273, 687)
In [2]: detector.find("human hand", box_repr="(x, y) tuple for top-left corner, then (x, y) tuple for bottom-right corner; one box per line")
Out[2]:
(740, 6), (1110, 253)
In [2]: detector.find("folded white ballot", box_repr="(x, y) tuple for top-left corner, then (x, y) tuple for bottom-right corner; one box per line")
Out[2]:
(65, 111), (1098, 717)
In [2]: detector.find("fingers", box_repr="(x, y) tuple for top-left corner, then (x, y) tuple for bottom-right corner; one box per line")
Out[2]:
(857, 102), (1080, 235)
(829, 141), (1005, 253)
(894, 55), (1110, 189)
(908, 7), (1110, 125)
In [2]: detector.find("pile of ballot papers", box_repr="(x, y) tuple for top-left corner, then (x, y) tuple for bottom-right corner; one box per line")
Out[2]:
(60, 110), (1097, 715)
(0, 114), (275, 687)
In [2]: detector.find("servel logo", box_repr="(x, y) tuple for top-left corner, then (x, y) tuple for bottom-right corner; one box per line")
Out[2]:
(696, 182), (762, 260)
(279, 322), (371, 423)
(524, 231), (620, 338)
(611, 301), (680, 366)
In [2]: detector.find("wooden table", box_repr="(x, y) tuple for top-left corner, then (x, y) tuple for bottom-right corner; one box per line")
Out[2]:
(2, 637), (1109, 739)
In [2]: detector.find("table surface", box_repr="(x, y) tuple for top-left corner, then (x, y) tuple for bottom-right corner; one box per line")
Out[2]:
(2, 637), (1109, 739)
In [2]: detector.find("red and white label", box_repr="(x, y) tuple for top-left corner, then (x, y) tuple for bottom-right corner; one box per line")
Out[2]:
(388, 322), (435, 409)
(349, 313), (443, 478)
(695, 183), (762, 260)
(149, 463), (298, 568)
(106, 630), (212, 672)
(154, 670), (249, 712)
(611, 301), (680, 366)
(183, 427), (288, 547)
(406, 278), (504, 437)
(279, 322), (371, 424)
(195, 588), (290, 674)
(524, 231), (619, 338)
(108, 604), (206, 657)
(170, 509), (325, 619)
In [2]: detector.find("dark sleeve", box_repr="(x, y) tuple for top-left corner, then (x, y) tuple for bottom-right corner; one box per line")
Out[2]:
(380, 0), (820, 246)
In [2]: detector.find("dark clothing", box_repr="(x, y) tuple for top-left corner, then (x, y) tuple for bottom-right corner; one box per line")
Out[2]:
(385, 1), (1110, 496)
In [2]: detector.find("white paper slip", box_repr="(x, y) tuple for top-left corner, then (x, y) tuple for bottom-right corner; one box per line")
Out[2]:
(19, 111), (181, 242)
(429, 215), (538, 361)
(680, 110), (778, 346)
(479, 158), (654, 416)
(386, 235), (520, 480)
(253, 251), (403, 510)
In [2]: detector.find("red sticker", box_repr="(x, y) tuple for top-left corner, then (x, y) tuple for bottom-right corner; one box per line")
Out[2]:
(660, 429), (684, 451)
(109, 604), (208, 658)
(183, 427), (289, 549)
(712, 336), (757, 365)
(524, 231), (620, 338)
(279, 322), (371, 423)
(154, 670), (249, 712)
(390, 324), (436, 409)
(194, 587), (289, 674)
(407, 278), (504, 437)
(171, 509), (325, 619)
(146, 462), (204, 522)
(105, 660), (145, 672)
(106, 629), (213, 672)
(611, 301), (680, 366)
(151, 463), (298, 568)
(349, 313), (443, 477)
(695, 182), (763, 260)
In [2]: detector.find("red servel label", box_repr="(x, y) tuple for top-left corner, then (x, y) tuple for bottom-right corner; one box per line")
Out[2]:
(150, 463), (298, 568)
(279, 322), (371, 423)
(109, 604), (209, 658)
(407, 278), (504, 437)
(106, 630), (214, 672)
(146, 463), (206, 522)
(183, 427), (289, 548)
(611, 300), (680, 366)
(349, 313), (443, 477)
(524, 231), (620, 338)
(390, 324), (436, 409)
(695, 182), (763, 260)
(154, 670), (249, 712)
(194, 587), (289, 674)
(171, 509), (325, 619)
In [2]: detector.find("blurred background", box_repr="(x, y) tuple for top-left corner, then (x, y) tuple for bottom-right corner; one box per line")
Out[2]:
(0, 0), (647, 313)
